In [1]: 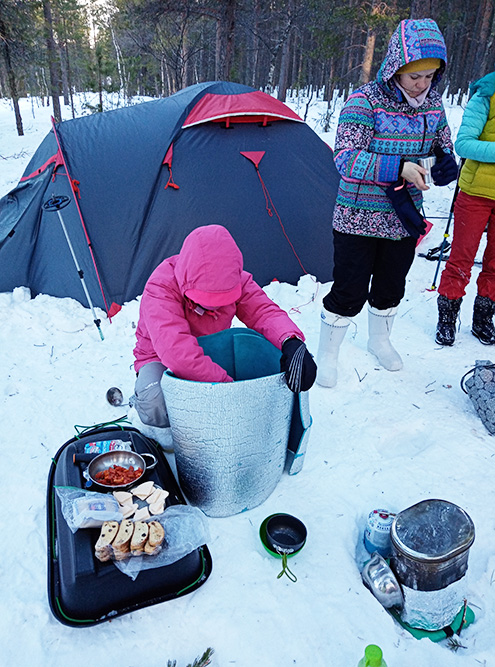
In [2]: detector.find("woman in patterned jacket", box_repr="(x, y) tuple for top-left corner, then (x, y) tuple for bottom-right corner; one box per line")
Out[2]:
(316, 18), (457, 388)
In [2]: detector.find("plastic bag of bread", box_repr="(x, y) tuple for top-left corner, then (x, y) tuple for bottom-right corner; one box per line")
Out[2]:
(55, 486), (122, 531)
(113, 506), (210, 580)
(94, 518), (166, 565)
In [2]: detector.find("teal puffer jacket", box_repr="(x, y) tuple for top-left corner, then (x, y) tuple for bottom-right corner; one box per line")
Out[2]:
(456, 72), (495, 199)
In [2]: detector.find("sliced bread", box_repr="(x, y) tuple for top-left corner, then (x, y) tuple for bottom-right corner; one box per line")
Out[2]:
(112, 519), (134, 559)
(130, 521), (149, 555)
(144, 520), (165, 555)
(95, 520), (120, 562)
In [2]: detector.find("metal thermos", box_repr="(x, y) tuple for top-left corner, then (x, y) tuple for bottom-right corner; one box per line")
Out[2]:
(419, 156), (436, 184)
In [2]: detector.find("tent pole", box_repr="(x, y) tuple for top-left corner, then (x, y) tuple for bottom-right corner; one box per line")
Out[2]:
(50, 116), (112, 320)
(43, 195), (104, 340)
(429, 160), (464, 291)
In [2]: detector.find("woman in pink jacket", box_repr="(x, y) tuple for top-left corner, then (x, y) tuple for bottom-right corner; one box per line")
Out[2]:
(132, 225), (316, 427)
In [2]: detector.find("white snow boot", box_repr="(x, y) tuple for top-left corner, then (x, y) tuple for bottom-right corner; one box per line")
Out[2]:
(316, 309), (351, 388)
(367, 306), (403, 371)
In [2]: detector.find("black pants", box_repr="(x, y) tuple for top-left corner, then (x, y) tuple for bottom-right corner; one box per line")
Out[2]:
(323, 230), (417, 318)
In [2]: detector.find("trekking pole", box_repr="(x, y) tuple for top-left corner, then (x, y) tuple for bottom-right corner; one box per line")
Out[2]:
(43, 195), (104, 340)
(430, 174), (462, 291)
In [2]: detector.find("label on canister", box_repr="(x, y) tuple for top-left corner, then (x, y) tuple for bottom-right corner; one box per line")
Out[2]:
(364, 509), (394, 557)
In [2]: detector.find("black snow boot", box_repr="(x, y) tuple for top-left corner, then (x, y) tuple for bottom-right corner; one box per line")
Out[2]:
(472, 295), (495, 345)
(435, 294), (462, 346)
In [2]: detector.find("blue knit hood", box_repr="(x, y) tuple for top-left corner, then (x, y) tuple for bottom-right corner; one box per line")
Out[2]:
(377, 19), (447, 99)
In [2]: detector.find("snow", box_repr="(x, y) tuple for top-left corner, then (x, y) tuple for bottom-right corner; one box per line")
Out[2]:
(1, 91), (494, 667)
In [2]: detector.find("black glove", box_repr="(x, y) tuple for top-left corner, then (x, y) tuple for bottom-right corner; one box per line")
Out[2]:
(431, 146), (458, 186)
(385, 178), (427, 239)
(280, 338), (317, 393)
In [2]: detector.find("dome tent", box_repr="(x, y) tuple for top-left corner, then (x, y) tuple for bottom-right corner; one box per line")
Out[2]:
(0, 82), (338, 317)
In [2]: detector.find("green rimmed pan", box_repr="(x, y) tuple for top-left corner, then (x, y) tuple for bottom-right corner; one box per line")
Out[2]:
(259, 513), (307, 582)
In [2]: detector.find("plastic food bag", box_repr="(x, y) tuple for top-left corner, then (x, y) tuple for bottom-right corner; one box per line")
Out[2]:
(113, 505), (211, 580)
(55, 486), (122, 531)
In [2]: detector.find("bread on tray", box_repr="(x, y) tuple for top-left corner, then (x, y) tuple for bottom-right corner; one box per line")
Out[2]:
(130, 521), (149, 555)
(95, 518), (165, 562)
(112, 519), (134, 560)
(144, 520), (165, 555)
(95, 520), (119, 561)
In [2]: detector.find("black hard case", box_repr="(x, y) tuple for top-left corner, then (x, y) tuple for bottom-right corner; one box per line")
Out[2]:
(47, 426), (212, 627)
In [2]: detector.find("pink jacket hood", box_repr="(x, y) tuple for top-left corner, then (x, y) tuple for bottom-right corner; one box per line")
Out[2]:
(174, 225), (243, 303)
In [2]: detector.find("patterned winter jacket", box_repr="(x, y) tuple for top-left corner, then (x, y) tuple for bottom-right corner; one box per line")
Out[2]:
(456, 72), (495, 201)
(133, 225), (304, 382)
(332, 18), (454, 239)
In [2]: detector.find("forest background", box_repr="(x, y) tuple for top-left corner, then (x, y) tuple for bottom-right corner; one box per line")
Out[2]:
(1, 0), (494, 136)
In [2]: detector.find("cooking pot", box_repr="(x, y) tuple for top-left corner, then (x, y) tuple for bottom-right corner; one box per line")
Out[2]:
(86, 450), (157, 490)
(259, 513), (307, 583)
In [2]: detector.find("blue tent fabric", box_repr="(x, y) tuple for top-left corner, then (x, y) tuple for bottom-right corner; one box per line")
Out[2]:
(0, 82), (339, 313)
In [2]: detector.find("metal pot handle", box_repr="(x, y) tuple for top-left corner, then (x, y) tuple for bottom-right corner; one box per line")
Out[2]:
(141, 452), (158, 470)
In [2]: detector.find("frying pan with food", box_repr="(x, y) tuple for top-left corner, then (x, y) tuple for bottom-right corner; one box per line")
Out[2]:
(86, 450), (157, 490)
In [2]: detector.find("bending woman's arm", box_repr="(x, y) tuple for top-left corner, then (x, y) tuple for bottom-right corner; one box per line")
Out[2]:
(333, 91), (403, 185)
(140, 284), (232, 383)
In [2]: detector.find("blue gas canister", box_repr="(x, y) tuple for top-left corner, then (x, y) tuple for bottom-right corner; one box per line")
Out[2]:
(364, 509), (394, 558)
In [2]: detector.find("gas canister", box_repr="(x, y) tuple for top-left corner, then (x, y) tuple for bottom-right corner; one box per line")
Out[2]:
(364, 509), (394, 558)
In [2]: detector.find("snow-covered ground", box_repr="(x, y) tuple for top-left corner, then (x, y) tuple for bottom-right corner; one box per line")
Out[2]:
(1, 90), (494, 667)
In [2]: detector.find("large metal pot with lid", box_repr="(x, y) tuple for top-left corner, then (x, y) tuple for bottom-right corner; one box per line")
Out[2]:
(390, 498), (475, 592)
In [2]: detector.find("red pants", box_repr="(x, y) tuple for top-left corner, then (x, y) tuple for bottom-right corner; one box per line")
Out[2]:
(439, 190), (495, 300)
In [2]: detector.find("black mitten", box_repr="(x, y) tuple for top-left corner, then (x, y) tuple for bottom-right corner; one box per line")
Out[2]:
(385, 178), (427, 239)
(431, 146), (458, 186)
(280, 338), (317, 393)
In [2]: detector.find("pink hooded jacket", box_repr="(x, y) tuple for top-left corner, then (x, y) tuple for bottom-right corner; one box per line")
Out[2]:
(133, 225), (304, 382)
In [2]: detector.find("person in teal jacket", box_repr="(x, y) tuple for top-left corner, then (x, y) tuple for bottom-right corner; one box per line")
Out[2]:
(436, 71), (495, 345)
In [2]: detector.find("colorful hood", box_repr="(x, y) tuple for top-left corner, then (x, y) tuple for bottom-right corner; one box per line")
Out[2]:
(377, 19), (447, 96)
(174, 225), (243, 302)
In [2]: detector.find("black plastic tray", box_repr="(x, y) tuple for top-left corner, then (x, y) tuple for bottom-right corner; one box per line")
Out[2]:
(47, 425), (212, 627)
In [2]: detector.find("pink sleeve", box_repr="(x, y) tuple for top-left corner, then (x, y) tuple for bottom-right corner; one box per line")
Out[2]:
(141, 284), (232, 383)
(235, 273), (304, 349)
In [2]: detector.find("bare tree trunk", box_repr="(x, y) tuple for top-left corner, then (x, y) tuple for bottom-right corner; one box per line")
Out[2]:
(51, 3), (69, 106)
(63, 36), (75, 117)
(110, 19), (127, 99)
(0, 16), (23, 135)
(277, 0), (296, 101)
(248, 0), (261, 87)
(182, 17), (191, 87)
(360, 30), (376, 85)
(215, 0), (235, 80)
(42, 0), (62, 122)
(277, 33), (292, 101)
(360, 0), (381, 85)
(160, 57), (166, 96)
(479, 0), (495, 77)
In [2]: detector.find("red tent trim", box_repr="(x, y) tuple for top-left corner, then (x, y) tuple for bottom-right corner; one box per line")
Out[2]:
(182, 91), (302, 128)
(20, 149), (64, 182)
(240, 151), (266, 169)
